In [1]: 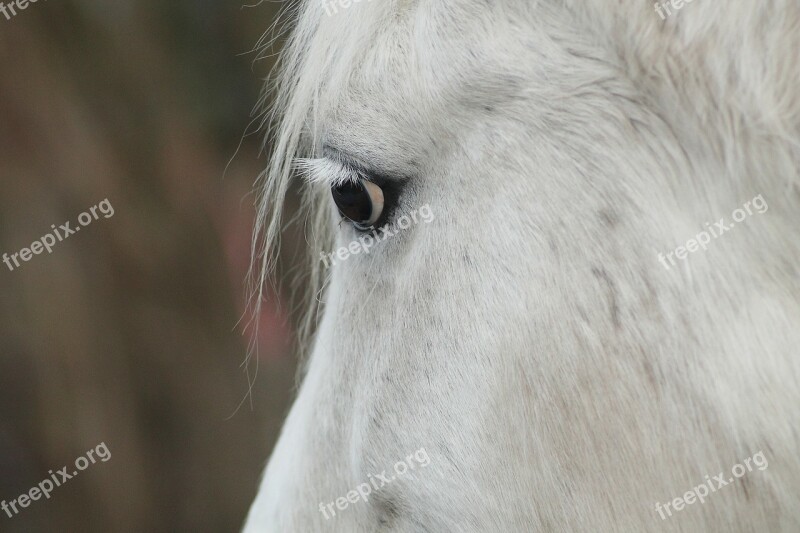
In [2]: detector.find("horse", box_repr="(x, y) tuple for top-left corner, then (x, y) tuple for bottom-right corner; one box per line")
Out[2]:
(243, 0), (800, 530)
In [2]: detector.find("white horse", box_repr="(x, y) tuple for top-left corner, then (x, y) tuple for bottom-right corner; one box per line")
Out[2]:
(244, 0), (800, 530)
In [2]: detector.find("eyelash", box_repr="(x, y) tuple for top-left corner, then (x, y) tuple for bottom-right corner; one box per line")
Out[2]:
(294, 157), (359, 187)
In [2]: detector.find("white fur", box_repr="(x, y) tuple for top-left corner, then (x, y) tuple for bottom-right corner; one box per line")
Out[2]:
(244, 0), (800, 530)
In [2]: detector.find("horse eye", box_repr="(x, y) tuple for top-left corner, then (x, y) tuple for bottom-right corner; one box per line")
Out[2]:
(331, 179), (384, 230)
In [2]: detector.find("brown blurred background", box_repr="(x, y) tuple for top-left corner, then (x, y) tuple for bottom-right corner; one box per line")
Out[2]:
(0, 2), (303, 531)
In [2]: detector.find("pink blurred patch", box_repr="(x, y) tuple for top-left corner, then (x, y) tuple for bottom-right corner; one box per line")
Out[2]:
(213, 170), (292, 362)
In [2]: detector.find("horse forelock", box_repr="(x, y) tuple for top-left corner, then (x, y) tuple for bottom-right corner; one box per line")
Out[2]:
(249, 0), (443, 358)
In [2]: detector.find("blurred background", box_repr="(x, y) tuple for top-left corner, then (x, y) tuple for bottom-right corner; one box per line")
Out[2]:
(0, 1), (304, 531)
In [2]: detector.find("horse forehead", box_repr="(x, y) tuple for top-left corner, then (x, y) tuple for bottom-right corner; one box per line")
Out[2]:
(318, 7), (531, 164)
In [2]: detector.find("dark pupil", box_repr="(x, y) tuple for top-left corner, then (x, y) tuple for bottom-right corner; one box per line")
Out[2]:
(331, 181), (372, 223)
